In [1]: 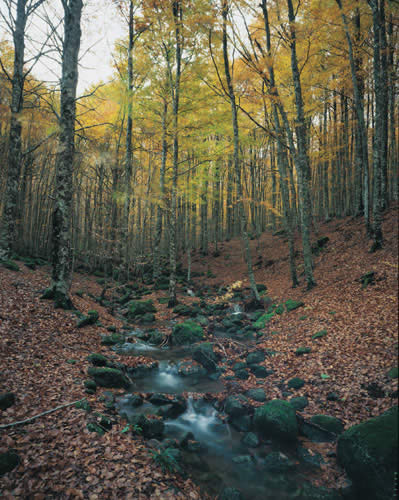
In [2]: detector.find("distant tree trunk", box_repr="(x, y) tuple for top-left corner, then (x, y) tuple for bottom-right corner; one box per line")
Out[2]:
(153, 99), (167, 283)
(222, 0), (260, 301)
(286, 0), (315, 289)
(0, 0), (27, 259)
(45, 0), (83, 308)
(168, 0), (182, 307)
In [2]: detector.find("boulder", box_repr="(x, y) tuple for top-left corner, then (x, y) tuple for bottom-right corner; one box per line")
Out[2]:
(87, 353), (108, 367)
(337, 406), (398, 500)
(262, 451), (295, 473)
(246, 351), (265, 365)
(311, 415), (344, 435)
(254, 399), (298, 442)
(77, 310), (99, 328)
(192, 343), (218, 372)
(128, 414), (164, 439)
(224, 395), (248, 418)
(288, 377), (305, 390)
(0, 392), (15, 411)
(128, 300), (156, 320)
(172, 321), (204, 345)
(285, 299), (304, 312)
(0, 450), (20, 476)
(289, 396), (309, 411)
(245, 388), (266, 402)
(241, 432), (259, 448)
(88, 367), (129, 388)
(249, 365), (271, 378)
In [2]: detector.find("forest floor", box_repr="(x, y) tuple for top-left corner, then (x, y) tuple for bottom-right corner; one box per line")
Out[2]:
(0, 207), (398, 499)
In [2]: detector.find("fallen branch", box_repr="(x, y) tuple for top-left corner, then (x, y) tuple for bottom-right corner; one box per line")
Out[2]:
(0, 399), (85, 430)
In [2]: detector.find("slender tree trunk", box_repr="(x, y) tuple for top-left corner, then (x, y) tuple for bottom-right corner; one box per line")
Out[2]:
(222, 0), (260, 301)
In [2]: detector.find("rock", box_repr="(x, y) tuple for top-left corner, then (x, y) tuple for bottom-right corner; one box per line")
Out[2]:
(139, 313), (155, 324)
(122, 394), (143, 407)
(173, 304), (197, 317)
(128, 414), (165, 439)
(245, 388), (266, 402)
(149, 394), (171, 406)
(297, 446), (324, 468)
(0, 392), (15, 410)
(327, 392), (340, 401)
(178, 361), (207, 377)
(128, 300), (156, 320)
(387, 366), (398, 379)
(218, 487), (243, 500)
(262, 451), (295, 472)
(297, 482), (342, 500)
(233, 362), (247, 372)
(192, 343), (218, 372)
(288, 377), (305, 389)
(0, 450), (20, 476)
(232, 455), (253, 467)
(296, 347), (312, 355)
(88, 367), (129, 388)
(230, 414), (252, 432)
(254, 399), (298, 442)
(224, 395), (248, 418)
(77, 310), (99, 328)
(250, 365), (271, 378)
(147, 329), (164, 345)
(253, 312), (275, 329)
(289, 396), (309, 411)
(87, 353), (108, 367)
(158, 398), (187, 419)
(285, 299), (304, 312)
(234, 369), (249, 380)
(101, 333), (124, 345)
(84, 380), (97, 394)
(1, 259), (20, 272)
(241, 432), (259, 447)
(246, 351), (265, 365)
(128, 362), (158, 378)
(311, 415), (344, 435)
(337, 406), (398, 500)
(172, 321), (204, 345)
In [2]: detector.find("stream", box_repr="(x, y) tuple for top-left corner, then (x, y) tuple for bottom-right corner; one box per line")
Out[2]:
(113, 305), (313, 499)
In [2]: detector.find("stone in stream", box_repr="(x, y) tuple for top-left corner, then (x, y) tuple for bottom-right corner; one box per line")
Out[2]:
(0, 392), (15, 410)
(218, 487), (243, 500)
(337, 406), (398, 500)
(254, 399), (298, 442)
(241, 432), (259, 448)
(149, 393), (172, 406)
(128, 362), (158, 379)
(262, 451), (295, 473)
(87, 367), (129, 389)
(178, 361), (207, 377)
(224, 395), (248, 418)
(121, 394), (143, 407)
(127, 414), (164, 439)
(192, 342), (218, 372)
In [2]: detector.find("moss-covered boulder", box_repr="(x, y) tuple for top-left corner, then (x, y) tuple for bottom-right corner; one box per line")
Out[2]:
(224, 395), (248, 418)
(172, 321), (204, 345)
(296, 347), (311, 355)
(139, 312), (155, 324)
(87, 353), (108, 367)
(288, 377), (305, 390)
(245, 388), (266, 402)
(246, 350), (265, 365)
(289, 396), (309, 411)
(128, 300), (156, 320)
(101, 333), (124, 345)
(387, 366), (398, 379)
(77, 310), (99, 328)
(88, 367), (129, 388)
(218, 487), (243, 500)
(0, 392), (15, 410)
(337, 406), (398, 500)
(311, 415), (344, 435)
(0, 450), (20, 476)
(254, 399), (298, 442)
(253, 312), (275, 329)
(285, 299), (304, 312)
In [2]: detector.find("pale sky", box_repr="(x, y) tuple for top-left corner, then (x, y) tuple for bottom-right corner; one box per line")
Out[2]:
(0, 0), (126, 95)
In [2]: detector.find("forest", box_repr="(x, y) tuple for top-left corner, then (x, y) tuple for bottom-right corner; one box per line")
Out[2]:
(0, 0), (398, 499)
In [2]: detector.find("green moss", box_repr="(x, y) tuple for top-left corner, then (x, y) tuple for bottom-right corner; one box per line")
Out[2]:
(66, 359), (77, 365)
(254, 399), (298, 441)
(312, 329), (328, 340)
(299, 315), (308, 320)
(101, 333), (124, 345)
(77, 310), (99, 328)
(87, 353), (108, 367)
(311, 415), (344, 434)
(254, 312), (275, 329)
(275, 304), (285, 315)
(128, 300), (156, 319)
(285, 299), (304, 312)
(387, 366), (398, 379)
(1, 259), (20, 272)
(88, 367), (129, 388)
(288, 377), (305, 389)
(295, 347), (311, 355)
(172, 321), (204, 345)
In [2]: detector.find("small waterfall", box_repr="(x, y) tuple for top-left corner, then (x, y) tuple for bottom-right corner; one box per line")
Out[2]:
(232, 303), (242, 315)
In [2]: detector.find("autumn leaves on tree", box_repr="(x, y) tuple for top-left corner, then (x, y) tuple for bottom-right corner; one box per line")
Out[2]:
(0, 0), (397, 307)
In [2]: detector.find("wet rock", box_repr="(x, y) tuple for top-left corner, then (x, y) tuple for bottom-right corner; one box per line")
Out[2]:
(288, 377), (305, 390)
(230, 414), (252, 432)
(122, 394), (143, 408)
(128, 362), (158, 378)
(289, 396), (309, 411)
(245, 388), (266, 402)
(158, 398), (187, 419)
(232, 455), (253, 466)
(254, 399), (298, 442)
(224, 395), (248, 418)
(233, 362), (247, 372)
(337, 406), (398, 500)
(0, 392), (15, 411)
(218, 487), (243, 500)
(241, 432), (259, 447)
(0, 450), (20, 476)
(172, 321), (204, 345)
(87, 367), (129, 388)
(149, 394), (171, 406)
(262, 451), (295, 472)
(147, 329), (164, 345)
(178, 361), (207, 377)
(297, 446), (324, 468)
(246, 351), (265, 365)
(192, 343), (218, 372)
(128, 414), (164, 439)
(101, 333), (124, 345)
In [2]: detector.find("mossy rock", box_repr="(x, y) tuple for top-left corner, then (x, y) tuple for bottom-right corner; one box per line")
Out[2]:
(254, 399), (298, 442)
(275, 304), (285, 315)
(107, 325), (117, 332)
(192, 342), (218, 372)
(387, 366), (398, 379)
(171, 321), (204, 345)
(310, 415), (344, 434)
(128, 300), (156, 319)
(0, 450), (20, 476)
(285, 299), (304, 312)
(295, 347), (312, 355)
(312, 329), (327, 340)
(253, 312), (275, 329)
(337, 406), (398, 500)
(87, 353), (109, 367)
(289, 396), (309, 411)
(288, 377), (305, 390)
(87, 367), (129, 388)
(0, 392), (15, 410)
(139, 312), (155, 324)
(245, 388), (266, 402)
(84, 380), (97, 394)
(1, 260), (20, 272)
(246, 351), (265, 365)
(77, 310), (99, 328)
(101, 333), (124, 345)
